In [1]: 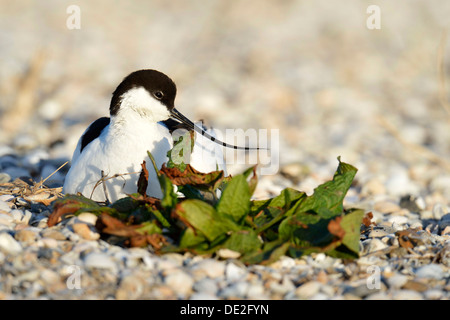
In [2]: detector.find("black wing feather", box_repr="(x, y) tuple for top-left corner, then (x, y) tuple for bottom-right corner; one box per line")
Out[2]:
(80, 117), (110, 152)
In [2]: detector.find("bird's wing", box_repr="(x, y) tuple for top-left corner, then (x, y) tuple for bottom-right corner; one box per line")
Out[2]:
(72, 117), (110, 164)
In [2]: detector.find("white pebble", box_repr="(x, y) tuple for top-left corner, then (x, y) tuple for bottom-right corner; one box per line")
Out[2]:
(225, 262), (247, 282)
(415, 264), (444, 280)
(0, 213), (13, 225)
(363, 238), (387, 253)
(0, 232), (23, 255)
(0, 200), (11, 213)
(388, 215), (409, 225)
(0, 195), (14, 202)
(189, 293), (218, 300)
(386, 274), (408, 289)
(76, 213), (98, 225)
(392, 290), (423, 300)
(190, 259), (225, 278)
(295, 281), (322, 299)
(193, 278), (218, 295)
(84, 252), (117, 271)
(164, 270), (194, 296)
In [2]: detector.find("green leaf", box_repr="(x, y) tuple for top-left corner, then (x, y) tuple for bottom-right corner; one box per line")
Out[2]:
(175, 199), (240, 242)
(222, 230), (262, 254)
(329, 209), (364, 258)
(250, 188), (306, 216)
(216, 174), (251, 223)
(135, 221), (162, 235)
(294, 158), (357, 216)
(179, 227), (208, 249)
(159, 174), (178, 210)
(240, 239), (290, 265)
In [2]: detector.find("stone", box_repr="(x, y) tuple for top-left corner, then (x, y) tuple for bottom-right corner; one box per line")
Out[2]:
(164, 270), (194, 296)
(392, 290), (423, 300)
(423, 289), (444, 300)
(84, 252), (117, 271)
(0, 173), (11, 184)
(76, 212), (98, 225)
(193, 278), (218, 295)
(362, 238), (387, 253)
(190, 259), (225, 279)
(41, 228), (67, 240)
(216, 248), (241, 259)
(415, 264), (444, 280)
(15, 229), (39, 244)
(361, 178), (386, 196)
(0, 232), (23, 254)
(386, 273), (408, 289)
(295, 281), (322, 299)
(0, 200), (11, 213)
(225, 262), (247, 282)
(0, 213), (13, 225)
(72, 223), (100, 240)
(116, 275), (144, 300)
(374, 201), (401, 214)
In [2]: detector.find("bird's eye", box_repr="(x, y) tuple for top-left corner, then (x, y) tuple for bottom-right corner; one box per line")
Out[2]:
(154, 91), (164, 99)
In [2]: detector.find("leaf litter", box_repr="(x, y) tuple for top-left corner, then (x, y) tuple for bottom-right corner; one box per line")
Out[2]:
(47, 137), (365, 265)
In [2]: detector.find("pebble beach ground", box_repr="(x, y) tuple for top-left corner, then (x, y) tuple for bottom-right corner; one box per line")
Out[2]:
(0, 1), (449, 300)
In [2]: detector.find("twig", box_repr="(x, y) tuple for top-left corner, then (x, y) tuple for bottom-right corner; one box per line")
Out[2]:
(101, 170), (110, 205)
(33, 161), (68, 191)
(89, 170), (140, 200)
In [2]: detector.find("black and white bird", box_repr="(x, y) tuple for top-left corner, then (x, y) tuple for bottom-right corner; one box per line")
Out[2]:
(63, 69), (252, 202)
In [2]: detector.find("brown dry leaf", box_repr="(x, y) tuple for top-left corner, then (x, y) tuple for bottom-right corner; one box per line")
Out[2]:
(95, 213), (141, 238)
(160, 163), (225, 189)
(395, 228), (422, 249)
(328, 216), (346, 240)
(362, 211), (375, 227)
(137, 160), (149, 196)
(47, 199), (83, 227)
(129, 193), (161, 211)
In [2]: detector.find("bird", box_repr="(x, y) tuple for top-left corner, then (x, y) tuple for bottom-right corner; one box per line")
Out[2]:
(63, 69), (255, 203)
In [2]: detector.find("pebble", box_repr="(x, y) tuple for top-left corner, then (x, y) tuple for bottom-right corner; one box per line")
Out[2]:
(115, 275), (144, 300)
(41, 228), (67, 240)
(392, 290), (423, 300)
(225, 262), (247, 282)
(0, 200), (11, 212)
(77, 213), (98, 226)
(0, 232), (23, 254)
(362, 238), (388, 253)
(72, 223), (100, 240)
(15, 229), (39, 244)
(193, 278), (219, 295)
(295, 281), (322, 299)
(386, 273), (409, 289)
(164, 270), (194, 296)
(374, 201), (401, 214)
(0, 173), (11, 183)
(190, 259), (226, 279)
(84, 252), (117, 271)
(415, 264), (444, 280)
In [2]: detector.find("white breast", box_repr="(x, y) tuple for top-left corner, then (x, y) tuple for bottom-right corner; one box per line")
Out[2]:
(63, 119), (173, 202)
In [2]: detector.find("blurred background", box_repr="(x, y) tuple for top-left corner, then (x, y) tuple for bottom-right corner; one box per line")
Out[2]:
(0, 0), (449, 198)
